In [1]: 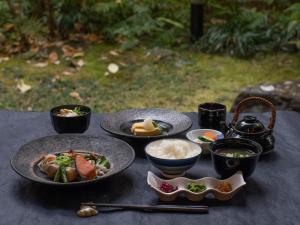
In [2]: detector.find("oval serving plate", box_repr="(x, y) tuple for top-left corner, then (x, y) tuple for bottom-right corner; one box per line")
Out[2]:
(11, 134), (135, 186)
(147, 171), (246, 201)
(100, 108), (192, 139)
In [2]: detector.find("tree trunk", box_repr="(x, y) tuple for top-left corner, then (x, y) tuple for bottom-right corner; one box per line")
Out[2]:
(43, 0), (56, 37)
(5, 0), (17, 16)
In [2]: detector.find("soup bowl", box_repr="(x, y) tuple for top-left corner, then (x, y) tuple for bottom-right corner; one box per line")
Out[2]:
(145, 139), (202, 178)
(209, 138), (262, 178)
(50, 104), (91, 133)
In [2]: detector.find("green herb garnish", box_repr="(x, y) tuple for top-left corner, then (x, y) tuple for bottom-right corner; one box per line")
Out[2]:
(186, 183), (206, 193)
(55, 155), (74, 167)
(152, 121), (168, 133)
(73, 107), (86, 116)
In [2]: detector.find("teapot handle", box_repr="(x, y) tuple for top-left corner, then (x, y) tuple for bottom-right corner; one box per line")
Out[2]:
(232, 97), (276, 129)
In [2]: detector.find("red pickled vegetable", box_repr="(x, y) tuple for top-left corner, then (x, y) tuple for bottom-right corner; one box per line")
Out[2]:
(159, 182), (177, 193)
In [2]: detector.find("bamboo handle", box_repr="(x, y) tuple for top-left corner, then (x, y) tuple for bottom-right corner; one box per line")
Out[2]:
(232, 97), (276, 129)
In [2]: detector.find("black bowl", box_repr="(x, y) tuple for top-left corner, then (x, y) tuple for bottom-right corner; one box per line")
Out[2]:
(50, 105), (91, 133)
(209, 138), (262, 178)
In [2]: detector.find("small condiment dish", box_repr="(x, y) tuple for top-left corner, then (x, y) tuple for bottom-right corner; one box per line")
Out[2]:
(145, 139), (202, 178)
(186, 129), (224, 155)
(50, 104), (91, 133)
(147, 171), (246, 202)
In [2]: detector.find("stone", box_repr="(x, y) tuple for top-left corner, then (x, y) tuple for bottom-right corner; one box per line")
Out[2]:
(231, 80), (300, 113)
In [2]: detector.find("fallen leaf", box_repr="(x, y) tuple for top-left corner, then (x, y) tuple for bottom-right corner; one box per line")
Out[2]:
(77, 59), (85, 68)
(73, 52), (84, 58)
(3, 23), (14, 31)
(70, 91), (82, 101)
(48, 51), (59, 64)
(108, 63), (119, 74)
(62, 45), (77, 58)
(109, 50), (120, 56)
(33, 62), (48, 68)
(62, 68), (76, 76)
(0, 57), (9, 63)
(17, 80), (32, 93)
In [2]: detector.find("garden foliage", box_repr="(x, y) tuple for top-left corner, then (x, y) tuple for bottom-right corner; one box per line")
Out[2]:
(0, 0), (299, 57)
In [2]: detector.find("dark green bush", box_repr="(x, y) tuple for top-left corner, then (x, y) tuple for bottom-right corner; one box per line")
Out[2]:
(0, 0), (299, 57)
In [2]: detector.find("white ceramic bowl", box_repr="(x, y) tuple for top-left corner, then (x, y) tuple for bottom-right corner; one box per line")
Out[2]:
(145, 139), (202, 178)
(186, 129), (224, 155)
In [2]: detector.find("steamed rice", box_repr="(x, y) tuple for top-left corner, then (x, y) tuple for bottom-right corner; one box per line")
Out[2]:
(147, 140), (200, 159)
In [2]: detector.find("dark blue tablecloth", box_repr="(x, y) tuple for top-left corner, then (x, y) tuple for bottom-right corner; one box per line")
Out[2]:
(0, 110), (299, 225)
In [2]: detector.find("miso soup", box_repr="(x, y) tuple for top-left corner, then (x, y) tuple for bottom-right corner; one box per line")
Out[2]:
(216, 148), (256, 158)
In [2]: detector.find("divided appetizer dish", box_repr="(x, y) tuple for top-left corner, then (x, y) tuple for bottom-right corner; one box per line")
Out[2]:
(38, 151), (110, 183)
(100, 108), (192, 139)
(50, 104), (91, 133)
(11, 134), (135, 185)
(147, 171), (246, 201)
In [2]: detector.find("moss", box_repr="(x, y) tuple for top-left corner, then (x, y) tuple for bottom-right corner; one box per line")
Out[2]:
(0, 44), (299, 112)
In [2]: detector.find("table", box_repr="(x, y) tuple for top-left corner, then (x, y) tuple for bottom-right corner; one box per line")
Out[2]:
(0, 110), (299, 225)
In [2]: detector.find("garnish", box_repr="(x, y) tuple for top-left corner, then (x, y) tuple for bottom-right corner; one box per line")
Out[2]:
(216, 182), (232, 192)
(159, 182), (177, 193)
(186, 183), (206, 193)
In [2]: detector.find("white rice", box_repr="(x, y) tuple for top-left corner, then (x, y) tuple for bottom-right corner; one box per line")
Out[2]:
(147, 139), (201, 159)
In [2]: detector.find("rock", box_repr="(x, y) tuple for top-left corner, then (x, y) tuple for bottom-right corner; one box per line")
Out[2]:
(231, 80), (300, 113)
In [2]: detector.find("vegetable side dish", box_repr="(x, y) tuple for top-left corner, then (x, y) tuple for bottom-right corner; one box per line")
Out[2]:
(186, 183), (206, 193)
(216, 182), (232, 192)
(131, 118), (165, 136)
(38, 150), (110, 183)
(159, 182), (177, 193)
(56, 107), (86, 117)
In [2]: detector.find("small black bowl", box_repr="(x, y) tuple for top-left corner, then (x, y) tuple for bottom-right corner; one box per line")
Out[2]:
(209, 138), (262, 178)
(50, 105), (91, 133)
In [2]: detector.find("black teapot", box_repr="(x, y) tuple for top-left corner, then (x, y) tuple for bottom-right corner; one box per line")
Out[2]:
(223, 97), (276, 155)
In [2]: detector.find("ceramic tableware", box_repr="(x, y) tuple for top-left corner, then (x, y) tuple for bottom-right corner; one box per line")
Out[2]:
(224, 97), (276, 155)
(198, 103), (226, 132)
(186, 129), (224, 155)
(50, 104), (91, 133)
(11, 134), (135, 186)
(209, 138), (262, 178)
(147, 171), (246, 201)
(145, 139), (202, 178)
(100, 108), (192, 139)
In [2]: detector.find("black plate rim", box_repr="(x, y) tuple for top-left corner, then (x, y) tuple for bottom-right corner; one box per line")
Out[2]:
(100, 108), (193, 139)
(10, 134), (135, 186)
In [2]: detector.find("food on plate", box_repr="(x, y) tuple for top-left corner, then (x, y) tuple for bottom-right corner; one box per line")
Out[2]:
(38, 150), (110, 183)
(159, 182), (177, 193)
(131, 118), (166, 136)
(56, 107), (86, 117)
(146, 139), (201, 159)
(186, 183), (206, 193)
(216, 182), (232, 192)
(215, 148), (256, 158)
(197, 131), (218, 143)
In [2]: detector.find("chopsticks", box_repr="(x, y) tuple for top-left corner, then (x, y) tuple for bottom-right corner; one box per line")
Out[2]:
(81, 202), (209, 214)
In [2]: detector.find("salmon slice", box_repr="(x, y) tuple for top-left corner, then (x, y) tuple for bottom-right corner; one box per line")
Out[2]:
(75, 155), (96, 180)
(203, 131), (217, 141)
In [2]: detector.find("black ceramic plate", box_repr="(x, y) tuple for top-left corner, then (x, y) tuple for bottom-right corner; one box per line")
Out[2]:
(100, 108), (192, 139)
(11, 135), (135, 186)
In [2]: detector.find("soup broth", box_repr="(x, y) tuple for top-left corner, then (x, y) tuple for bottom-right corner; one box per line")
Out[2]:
(216, 148), (256, 158)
